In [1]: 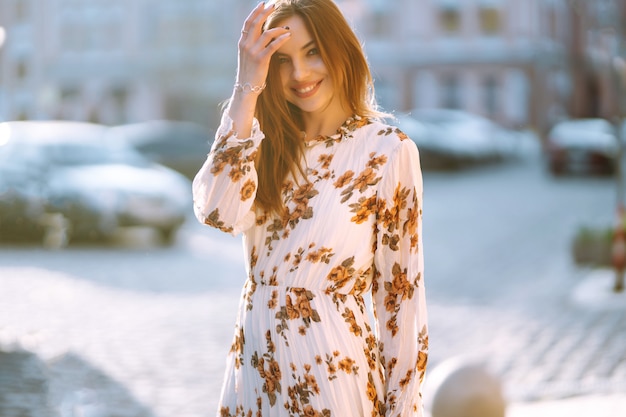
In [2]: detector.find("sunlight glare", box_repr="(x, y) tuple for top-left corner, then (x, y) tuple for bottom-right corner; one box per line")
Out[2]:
(0, 123), (12, 147)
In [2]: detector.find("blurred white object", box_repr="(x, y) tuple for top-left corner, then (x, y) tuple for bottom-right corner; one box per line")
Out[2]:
(60, 389), (106, 417)
(106, 120), (212, 180)
(424, 356), (506, 417)
(546, 118), (618, 175)
(0, 120), (191, 245)
(399, 108), (522, 169)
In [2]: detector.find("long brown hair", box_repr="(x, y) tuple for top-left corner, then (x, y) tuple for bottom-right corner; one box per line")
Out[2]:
(254, 0), (384, 215)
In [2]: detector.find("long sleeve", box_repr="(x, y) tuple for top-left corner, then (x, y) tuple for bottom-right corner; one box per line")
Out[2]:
(192, 111), (264, 236)
(373, 138), (428, 417)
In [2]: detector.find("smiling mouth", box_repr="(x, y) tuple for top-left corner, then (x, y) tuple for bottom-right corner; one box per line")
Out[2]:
(293, 81), (321, 97)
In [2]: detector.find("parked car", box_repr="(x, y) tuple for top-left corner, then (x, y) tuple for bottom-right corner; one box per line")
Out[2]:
(402, 108), (518, 169)
(0, 121), (192, 245)
(0, 155), (47, 242)
(546, 118), (620, 175)
(395, 113), (432, 147)
(106, 120), (212, 179)
(395, 113), (439, 169)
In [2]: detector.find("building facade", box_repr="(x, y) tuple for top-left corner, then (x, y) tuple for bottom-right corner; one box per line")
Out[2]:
(1, 0), (622, 136)
(341, 0), (574, 134)
(0, 0), (256, 127)
(567, 0), (626, 122)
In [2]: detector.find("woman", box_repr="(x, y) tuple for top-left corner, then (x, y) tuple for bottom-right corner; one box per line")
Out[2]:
(193, 1), (428, 416)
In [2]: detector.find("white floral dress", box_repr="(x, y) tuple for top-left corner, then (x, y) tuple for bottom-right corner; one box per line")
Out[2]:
(192, 112), (428, 417)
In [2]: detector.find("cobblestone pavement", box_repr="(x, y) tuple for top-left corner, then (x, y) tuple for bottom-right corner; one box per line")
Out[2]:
(422, 159), (626, 402)
(1, 157), (625, 416)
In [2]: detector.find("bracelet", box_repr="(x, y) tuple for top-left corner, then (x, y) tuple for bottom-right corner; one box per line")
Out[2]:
(234, 82), (267, 94)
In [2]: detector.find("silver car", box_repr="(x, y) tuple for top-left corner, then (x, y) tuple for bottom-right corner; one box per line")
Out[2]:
(546, 118), (619, 175)
(0, 121), (192, 245)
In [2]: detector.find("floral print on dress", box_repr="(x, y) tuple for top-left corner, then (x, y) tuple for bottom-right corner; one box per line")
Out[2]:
(193, 112), (427, 417)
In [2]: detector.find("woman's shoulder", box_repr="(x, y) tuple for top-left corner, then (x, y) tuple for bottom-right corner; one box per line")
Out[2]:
(350, 116), (416, 153)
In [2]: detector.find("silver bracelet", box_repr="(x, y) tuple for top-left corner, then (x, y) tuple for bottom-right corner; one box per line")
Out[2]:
(234, 82), (266, 94)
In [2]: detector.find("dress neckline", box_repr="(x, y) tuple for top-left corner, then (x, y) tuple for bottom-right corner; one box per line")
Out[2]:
(304, 114), (365, 148)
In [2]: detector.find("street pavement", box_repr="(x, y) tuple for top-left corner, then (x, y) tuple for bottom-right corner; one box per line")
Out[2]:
(1, 155), (625, 417)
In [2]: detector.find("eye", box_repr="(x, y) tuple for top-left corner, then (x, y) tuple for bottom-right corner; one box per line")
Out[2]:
(307, 48), (320, 56)
(276, 55), (290, 64)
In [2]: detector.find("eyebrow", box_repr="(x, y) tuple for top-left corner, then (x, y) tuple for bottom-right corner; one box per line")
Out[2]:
(300, 40), (316, 50)
(276, 40), (317, 56)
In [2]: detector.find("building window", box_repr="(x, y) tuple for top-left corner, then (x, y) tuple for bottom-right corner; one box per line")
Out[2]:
(61, 23), (84, 52)
(479, 6), (501, 35)
(88, 109), (100, 124)
(370, 11), (391, 37)
(441, 74), (461, 109)
(111, 86), (128, 123)
(439, 7), (461, 34)
(548, 6), (558, 39)
(15, 0), (29, 21)
(111, 87), (127, 107)
(61, 86), (80, 101)
(484, 75), (499, 116)
(16, 61), (28, 80)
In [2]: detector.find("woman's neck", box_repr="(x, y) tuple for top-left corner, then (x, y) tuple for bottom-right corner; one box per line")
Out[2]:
(302, 108), (352, 139)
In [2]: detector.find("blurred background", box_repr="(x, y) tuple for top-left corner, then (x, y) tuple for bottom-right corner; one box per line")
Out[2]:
(0, 0), (624, 132)
(1, 1), (626, 417)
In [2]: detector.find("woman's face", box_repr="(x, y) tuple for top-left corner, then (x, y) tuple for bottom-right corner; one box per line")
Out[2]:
(274, 15), (342, 118)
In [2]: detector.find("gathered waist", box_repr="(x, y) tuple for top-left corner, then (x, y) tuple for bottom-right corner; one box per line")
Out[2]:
(244, 274), (371, 299)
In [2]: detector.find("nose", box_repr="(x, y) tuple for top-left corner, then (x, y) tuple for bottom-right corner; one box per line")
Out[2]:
(291, 58), (310, 81)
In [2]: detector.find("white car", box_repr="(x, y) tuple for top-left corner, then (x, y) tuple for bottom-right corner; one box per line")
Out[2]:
(399, 108), (519, 169)
(106, 120), (212, 180)
(546, 118), (619, 175)
(0, 121), (192, 245)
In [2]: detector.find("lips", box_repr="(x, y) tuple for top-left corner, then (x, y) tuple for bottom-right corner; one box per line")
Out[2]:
(292, 81), (322, 98)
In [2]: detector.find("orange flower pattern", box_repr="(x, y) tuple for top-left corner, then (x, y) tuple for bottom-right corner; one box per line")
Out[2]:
(193, 114), (427, 416)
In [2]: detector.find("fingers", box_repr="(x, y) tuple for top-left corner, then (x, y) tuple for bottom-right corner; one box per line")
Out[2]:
(241, 2), (266, 33)
(262, 26), (290, 47)
(241, 28), (290, 67)
(241, 2), (275, 39)
(260, 30), (291, 57)
(235, 2), (291, 87)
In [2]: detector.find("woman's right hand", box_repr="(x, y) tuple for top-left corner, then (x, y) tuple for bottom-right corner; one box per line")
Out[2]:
(229, 2), (291, 138)
(236, 2), (291, 93)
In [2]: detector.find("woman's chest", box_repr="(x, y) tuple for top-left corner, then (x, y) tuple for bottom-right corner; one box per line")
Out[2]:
(252, 143), (390, 249)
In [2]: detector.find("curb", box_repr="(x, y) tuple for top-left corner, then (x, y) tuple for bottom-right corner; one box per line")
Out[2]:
(571, 269), (626, 311)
